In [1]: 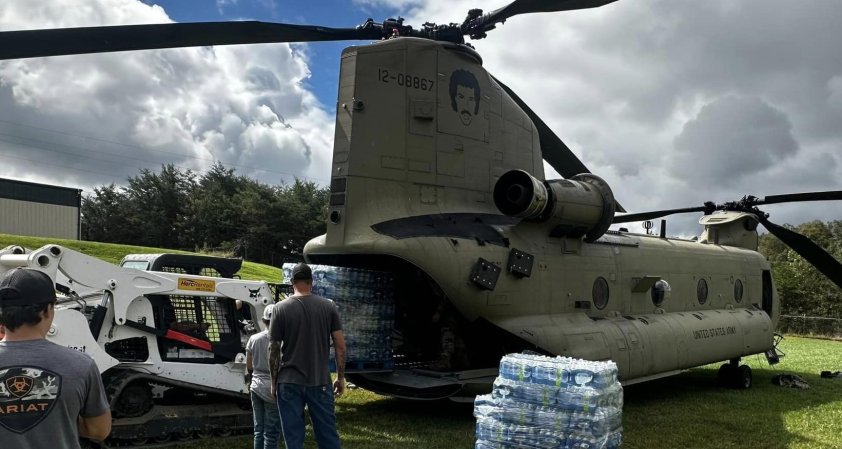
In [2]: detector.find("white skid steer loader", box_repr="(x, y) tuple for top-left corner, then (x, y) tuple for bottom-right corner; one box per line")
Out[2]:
(0, 244), (276, 444)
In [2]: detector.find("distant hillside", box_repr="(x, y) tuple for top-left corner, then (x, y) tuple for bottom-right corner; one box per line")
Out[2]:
(0, 234), (282, 282)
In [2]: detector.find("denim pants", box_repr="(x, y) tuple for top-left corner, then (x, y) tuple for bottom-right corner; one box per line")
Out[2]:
(276, 383), (341, 449)
(251, 392), (281, 449)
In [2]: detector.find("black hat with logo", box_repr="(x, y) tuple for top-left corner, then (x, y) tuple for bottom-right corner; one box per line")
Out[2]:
(0, 268), (57, 307)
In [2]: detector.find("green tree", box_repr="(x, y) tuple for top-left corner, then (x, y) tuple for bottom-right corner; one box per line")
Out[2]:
(275, 179), (330, 260)
(81, 184), (135, 243)
(81, 163), (330, 267)
(188, 161), (251, 250)
(124, 164), (196, 249)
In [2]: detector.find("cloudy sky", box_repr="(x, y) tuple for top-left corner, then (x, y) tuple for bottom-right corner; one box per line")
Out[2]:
(1, 0), (840, 236)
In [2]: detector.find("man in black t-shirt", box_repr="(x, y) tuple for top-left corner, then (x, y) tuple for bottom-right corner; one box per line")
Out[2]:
(269, 263), (346, 449)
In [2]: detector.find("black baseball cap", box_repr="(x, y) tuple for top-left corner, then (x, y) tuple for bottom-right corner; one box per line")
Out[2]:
(0, 268), (57, 307)
(291, 263), (313, 281)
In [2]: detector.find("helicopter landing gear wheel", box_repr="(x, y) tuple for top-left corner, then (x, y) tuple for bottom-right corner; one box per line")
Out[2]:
(717, 363), (736, 387)
(734, 365), (752, 389)
(718, 362), (752, 389)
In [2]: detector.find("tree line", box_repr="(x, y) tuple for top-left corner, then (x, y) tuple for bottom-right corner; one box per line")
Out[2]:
(81, 162), (329, 266)
(759, 220), (842, 319)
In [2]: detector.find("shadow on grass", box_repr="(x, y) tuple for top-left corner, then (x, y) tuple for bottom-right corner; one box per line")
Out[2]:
(621, 364), (842, 449)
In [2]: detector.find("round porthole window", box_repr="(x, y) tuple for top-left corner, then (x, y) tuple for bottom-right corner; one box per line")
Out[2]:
(734, 279), (744, 303)
(592, 277), (609, 310)
(652, 280), (670, 307)
(697, 278), (708, 305)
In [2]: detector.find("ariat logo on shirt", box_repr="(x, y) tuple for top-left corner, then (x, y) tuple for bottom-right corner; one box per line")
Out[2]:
(0, 366), (61, 433)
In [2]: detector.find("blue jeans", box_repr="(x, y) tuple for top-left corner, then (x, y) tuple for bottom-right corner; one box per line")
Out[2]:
(276, 383), (341, 449)
(252, 392), (281, 449)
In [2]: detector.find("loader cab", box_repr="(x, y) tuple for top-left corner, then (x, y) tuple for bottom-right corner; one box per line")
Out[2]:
(117, 253), (250, 363)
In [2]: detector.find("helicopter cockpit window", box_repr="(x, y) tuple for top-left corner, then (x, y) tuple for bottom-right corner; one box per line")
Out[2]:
(651, 280), (670, 307)
(592, 277), (609, 310)
(697, 279), (708, 305)
(734, 279), (744, 303)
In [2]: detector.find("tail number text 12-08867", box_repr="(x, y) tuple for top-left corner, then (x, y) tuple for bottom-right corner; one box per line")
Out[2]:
(378, 68), (434, 91)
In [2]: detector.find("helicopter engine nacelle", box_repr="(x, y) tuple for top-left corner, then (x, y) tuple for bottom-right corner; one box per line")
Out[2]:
(698, 212), (760, 250)
(493, 170), (616, 242)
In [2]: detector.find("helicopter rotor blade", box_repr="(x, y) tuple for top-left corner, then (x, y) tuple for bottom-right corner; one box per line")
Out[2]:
(758, 191), (842, 206)
(469, 0), (618, 37)
(0, 22), (374, 60)
(612, 206), (709, 224)
(493, 76), (589, 177)
(759, 217), (842, 291)
(613, 190), (842, 224)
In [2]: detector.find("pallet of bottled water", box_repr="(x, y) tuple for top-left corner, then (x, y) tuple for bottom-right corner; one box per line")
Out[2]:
(283, 264), (395, 371)
(474, 353), (623, 449)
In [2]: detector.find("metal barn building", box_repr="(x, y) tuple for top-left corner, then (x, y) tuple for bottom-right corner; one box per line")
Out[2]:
(0, 178), (82, 240)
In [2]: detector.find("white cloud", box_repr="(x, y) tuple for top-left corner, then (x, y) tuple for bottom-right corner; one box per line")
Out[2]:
(670, 96), (798, 186)
(0, 0), (333, 192)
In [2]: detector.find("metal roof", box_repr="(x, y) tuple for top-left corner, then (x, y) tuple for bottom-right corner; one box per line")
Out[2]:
(0, 178), (81, 208)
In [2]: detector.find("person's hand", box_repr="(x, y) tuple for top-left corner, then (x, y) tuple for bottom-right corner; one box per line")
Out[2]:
(333, 377), (346, 398)
(271, 383), (277, 399)
(244, 372), (252, 384)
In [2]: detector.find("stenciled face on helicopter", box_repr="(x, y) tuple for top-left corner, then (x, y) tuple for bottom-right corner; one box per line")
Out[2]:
(449, 69), (480, 126)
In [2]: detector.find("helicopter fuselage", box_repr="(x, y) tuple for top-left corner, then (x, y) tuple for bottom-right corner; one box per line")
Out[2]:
(305, 36), (777, 397)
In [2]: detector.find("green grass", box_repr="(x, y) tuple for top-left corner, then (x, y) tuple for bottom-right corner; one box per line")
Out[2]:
(0, 233), (282, 282)
(170, 337), (841, 449)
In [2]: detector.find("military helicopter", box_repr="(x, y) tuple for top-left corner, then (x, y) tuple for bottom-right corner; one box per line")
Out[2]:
(3, 0), (842, 402)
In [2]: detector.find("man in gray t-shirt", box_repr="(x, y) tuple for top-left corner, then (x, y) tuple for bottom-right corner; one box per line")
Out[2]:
(269, 263), (346, 449)
(0, 268), (111, 449)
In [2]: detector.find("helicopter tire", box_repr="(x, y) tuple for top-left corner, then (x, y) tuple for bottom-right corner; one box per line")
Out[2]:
(734, 364), (752, 390)
(717, 363), (735, 387)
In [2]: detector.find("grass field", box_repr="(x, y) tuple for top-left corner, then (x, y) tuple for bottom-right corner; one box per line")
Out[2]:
(166, 336), (842, 449)
(3, 235), (840, 448)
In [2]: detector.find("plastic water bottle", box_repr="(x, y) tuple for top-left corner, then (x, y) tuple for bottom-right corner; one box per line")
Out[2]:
(499, 355), (532, 382)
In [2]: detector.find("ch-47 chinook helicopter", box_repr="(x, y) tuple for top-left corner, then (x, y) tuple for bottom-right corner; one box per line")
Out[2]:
(3, 0), (842, 403)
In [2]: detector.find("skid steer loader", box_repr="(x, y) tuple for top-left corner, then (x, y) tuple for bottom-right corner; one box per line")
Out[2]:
(0, 244), (276, 444)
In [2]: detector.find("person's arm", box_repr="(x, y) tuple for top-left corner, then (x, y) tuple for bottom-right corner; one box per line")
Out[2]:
(268, 305), (282, 398)
(79, 361), (112, 441)
(269, 340), (281, 397)
(245, 336), (255, 383)
(79, 412), (112, 441)
(332, 330), (346, 397)
(245, 352), (254, 383)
